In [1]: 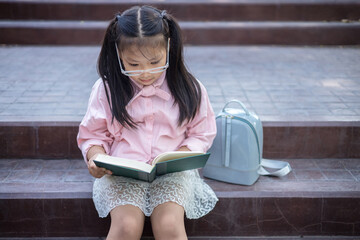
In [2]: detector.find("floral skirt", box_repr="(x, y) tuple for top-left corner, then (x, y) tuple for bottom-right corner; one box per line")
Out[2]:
(93, 169), (218, 219)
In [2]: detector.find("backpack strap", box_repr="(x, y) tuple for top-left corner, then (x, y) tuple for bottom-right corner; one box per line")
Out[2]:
(222, 99), (248, 168)
(221, 115), (232, 167)
(225, 116), (232, 167)
(223, 99), (250, 116)
(258, 159), (292, 177)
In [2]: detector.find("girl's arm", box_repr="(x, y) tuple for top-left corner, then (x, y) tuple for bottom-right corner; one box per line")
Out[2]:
(87, 145), (112, 178)
(87, 145), (106, 160)
(77, 80), (115, 177)
(180, 83), (217, 152)
(177, 146), (190, 151)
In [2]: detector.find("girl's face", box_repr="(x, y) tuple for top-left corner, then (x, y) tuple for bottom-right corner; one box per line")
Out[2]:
(120, 45), (167, 86)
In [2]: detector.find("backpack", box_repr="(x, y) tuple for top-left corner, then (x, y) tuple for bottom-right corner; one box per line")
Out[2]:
(203, 100), (291, 185)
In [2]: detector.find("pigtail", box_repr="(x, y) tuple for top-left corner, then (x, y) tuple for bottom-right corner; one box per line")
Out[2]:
(97, 15), (136, 128)
(162, 12), (202, 125)
(98, 17), (118, 80)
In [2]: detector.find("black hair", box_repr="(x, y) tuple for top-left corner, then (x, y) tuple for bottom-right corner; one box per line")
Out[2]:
(97, 5), (202, 128)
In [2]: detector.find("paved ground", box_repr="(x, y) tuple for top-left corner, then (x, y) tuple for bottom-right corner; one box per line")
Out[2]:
(0, 45), (359, 122)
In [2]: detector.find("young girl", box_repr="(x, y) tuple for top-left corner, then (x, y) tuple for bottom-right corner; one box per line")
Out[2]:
(77, 5), (218, 240)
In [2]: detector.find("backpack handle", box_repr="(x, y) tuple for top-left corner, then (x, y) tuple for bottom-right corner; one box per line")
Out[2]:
(222, 99), (250, 116)
(258, 159), (292, 177)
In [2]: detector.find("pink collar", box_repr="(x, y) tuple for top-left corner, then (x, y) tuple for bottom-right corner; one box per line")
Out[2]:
(129, 71), (166, 90)
(128, 72), (170, 106)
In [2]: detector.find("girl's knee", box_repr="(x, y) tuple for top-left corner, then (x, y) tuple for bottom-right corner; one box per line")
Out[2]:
(152, 209), (186, 239)
(119, 214), (140, 230)
(109, 215), (143, 239)
(157, 213), (180, 231)
(108, 206), (144, 240)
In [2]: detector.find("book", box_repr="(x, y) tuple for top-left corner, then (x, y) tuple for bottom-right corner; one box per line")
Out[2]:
(93, 151), (210, 182)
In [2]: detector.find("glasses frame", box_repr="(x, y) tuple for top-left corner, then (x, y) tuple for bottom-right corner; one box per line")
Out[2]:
(115, 38), (170, 77)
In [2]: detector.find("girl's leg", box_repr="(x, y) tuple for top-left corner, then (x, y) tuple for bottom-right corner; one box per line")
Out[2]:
(150, 202), (187, 240)
(107, 204), (145, 240)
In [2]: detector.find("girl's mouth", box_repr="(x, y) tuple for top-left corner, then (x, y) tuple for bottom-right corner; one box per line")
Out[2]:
(140, 79), (153, 83)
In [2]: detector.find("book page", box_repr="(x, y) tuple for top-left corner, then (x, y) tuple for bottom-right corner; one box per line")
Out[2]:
(95, 154), (154, 173)
(153, 151), (204, 165)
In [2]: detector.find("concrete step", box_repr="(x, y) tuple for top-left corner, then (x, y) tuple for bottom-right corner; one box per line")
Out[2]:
(1, 45), (359, 160)
(1, 0), (359, 45)
(1, 45), (359, 123)
(1, 121), (359, 159)
(1, 0), (359, 22)
(1, 237), (360, 240)
(1, 20), (360, 45)
(0, 158), (359, 238)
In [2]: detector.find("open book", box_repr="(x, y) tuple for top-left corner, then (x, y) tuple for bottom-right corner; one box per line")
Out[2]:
(94, 151), (210, 182)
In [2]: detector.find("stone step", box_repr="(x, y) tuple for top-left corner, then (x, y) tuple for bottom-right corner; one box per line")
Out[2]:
(1, 45), (359, 159)
(1, 20), (360, 45)
(1, 0), (359, 45)
(1, 237), (360, 240)
(1, 121), (359, 159)
(0, 0), (359, 22)
(0, 158), (359, 237)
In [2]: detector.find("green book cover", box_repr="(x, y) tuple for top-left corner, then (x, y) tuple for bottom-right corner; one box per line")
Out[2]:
(93, 151), (210, 182)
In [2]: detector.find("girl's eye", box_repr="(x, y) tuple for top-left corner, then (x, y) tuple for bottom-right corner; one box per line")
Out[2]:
(151, 60), (160, 65)
(129, 63), (138, 67)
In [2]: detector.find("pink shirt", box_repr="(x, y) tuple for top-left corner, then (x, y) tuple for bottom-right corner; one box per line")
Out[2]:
(77, 72), (216, 165)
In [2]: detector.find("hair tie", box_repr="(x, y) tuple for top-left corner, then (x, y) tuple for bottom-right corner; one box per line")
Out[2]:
(115, 13), (121, 22)
(160, 10), (167, 19)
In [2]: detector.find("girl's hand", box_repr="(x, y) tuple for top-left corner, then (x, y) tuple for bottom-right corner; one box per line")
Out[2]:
(88, 153), (113, 178)
(177, 146), (190, 151)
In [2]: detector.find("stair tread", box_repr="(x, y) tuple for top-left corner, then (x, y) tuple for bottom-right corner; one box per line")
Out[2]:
(1, 0), (359, 4)
(0, 45), (359, 122)
(1, 20), (360, 27)
(1, 237), (360, 240)
(1, 158), (359, 236)
(1, 20), (359, 45)
(1, 0), (359, 22)
(0, 159), (359, 199)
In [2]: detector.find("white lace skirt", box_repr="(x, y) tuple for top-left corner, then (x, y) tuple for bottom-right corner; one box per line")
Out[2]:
(93, 169), (218, 219)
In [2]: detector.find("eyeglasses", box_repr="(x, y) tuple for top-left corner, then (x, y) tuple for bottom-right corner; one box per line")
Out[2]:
(115, 38), (170, 77)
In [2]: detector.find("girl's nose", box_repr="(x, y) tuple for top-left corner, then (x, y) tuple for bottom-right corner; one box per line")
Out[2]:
(140, 69), (151, 78)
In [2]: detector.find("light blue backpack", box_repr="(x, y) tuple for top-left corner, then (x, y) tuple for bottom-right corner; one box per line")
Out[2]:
(203, 100), (291, 185)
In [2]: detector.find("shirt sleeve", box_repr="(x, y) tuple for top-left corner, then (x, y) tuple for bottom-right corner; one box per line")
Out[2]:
(180, 82), (217, 153)
(77, 79), (114, 164)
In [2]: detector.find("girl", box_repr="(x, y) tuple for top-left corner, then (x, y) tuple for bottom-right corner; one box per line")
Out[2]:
(77, 5), (218, 240)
